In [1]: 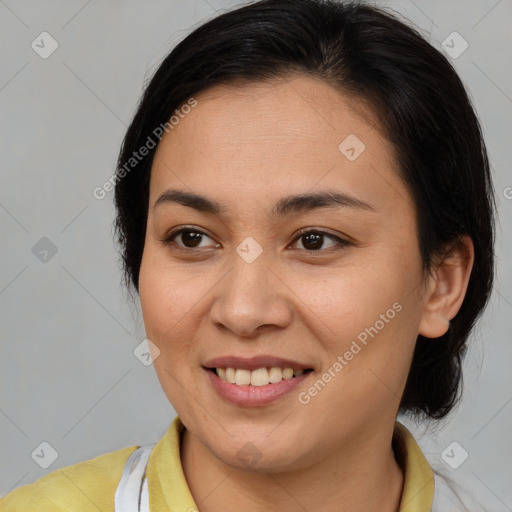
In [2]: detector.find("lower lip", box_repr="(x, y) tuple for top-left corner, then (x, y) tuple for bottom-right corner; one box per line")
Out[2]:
(204, 368), (312, 407)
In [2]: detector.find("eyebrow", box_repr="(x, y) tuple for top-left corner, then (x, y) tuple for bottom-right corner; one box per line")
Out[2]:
(153, 189), (375, 216)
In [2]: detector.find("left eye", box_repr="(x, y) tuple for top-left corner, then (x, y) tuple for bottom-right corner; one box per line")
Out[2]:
(290, 230), (348, 252)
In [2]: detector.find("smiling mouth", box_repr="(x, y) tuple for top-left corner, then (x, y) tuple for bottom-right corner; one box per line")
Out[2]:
(205, 367), (313, 386)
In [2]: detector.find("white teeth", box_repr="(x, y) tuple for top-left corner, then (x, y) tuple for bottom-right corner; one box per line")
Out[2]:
(235, 369), (251, 385)
(250, 367), (269, 386)
(225, 367), (236, 383)
(269, 367), (283, 383)
(282, 368), (294, 380)
(215, 366), (307, 386)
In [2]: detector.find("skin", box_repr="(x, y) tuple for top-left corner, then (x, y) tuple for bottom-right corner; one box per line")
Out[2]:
(138, 75), (474, 512)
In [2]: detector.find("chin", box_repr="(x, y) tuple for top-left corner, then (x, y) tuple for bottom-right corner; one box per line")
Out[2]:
(204, 432), (312, 474)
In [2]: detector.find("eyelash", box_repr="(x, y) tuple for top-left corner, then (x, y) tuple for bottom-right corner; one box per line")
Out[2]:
(159, 226), (351, 255)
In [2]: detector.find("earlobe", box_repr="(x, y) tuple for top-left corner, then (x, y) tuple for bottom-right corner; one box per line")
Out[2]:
(418, 235), (474, 339)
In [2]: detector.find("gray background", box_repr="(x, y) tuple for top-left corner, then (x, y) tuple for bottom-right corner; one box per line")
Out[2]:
(1, 0), (511, 509)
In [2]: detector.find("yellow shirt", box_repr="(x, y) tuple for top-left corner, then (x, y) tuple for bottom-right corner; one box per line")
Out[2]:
(0, 418), (434, 511)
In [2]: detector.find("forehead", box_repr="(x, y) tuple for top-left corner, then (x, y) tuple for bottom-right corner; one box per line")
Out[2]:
(149, 75), (411, 215)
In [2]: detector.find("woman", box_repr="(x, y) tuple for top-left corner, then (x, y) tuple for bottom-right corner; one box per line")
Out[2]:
(1, 0), (495, 510)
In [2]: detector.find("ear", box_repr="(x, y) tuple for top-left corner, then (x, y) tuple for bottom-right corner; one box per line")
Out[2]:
(418, 235), (475, 339)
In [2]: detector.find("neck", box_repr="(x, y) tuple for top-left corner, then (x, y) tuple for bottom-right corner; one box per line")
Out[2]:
(180, 422), (404, 512)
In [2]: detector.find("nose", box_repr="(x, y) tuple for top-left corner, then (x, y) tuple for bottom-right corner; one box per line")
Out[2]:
(209, 251), (293, 338)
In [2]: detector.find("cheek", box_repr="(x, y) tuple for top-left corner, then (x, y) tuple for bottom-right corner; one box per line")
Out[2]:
(285, 259), (408, 349)
(138, 251), (201, 355)
(285, 249), (421, 400)
(138, 254), (204, 405)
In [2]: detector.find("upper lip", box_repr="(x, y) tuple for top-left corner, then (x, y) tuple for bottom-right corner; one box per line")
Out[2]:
(203, 355), (313, 371)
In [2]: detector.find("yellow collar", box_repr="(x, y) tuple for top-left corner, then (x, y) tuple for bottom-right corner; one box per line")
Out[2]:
(148, 416), (196, 511)
(394, 422), (435, 510)
(147, 416), (434, 511)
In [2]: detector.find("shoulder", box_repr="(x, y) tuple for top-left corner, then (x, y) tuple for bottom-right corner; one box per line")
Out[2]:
(0, 445), (138, 511)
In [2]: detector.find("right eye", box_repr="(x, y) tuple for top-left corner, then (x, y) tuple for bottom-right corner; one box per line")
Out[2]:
(160, 227), (220, 251)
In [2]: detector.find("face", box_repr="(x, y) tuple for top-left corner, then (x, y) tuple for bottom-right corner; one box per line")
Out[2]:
(139, 75), (430, 472)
